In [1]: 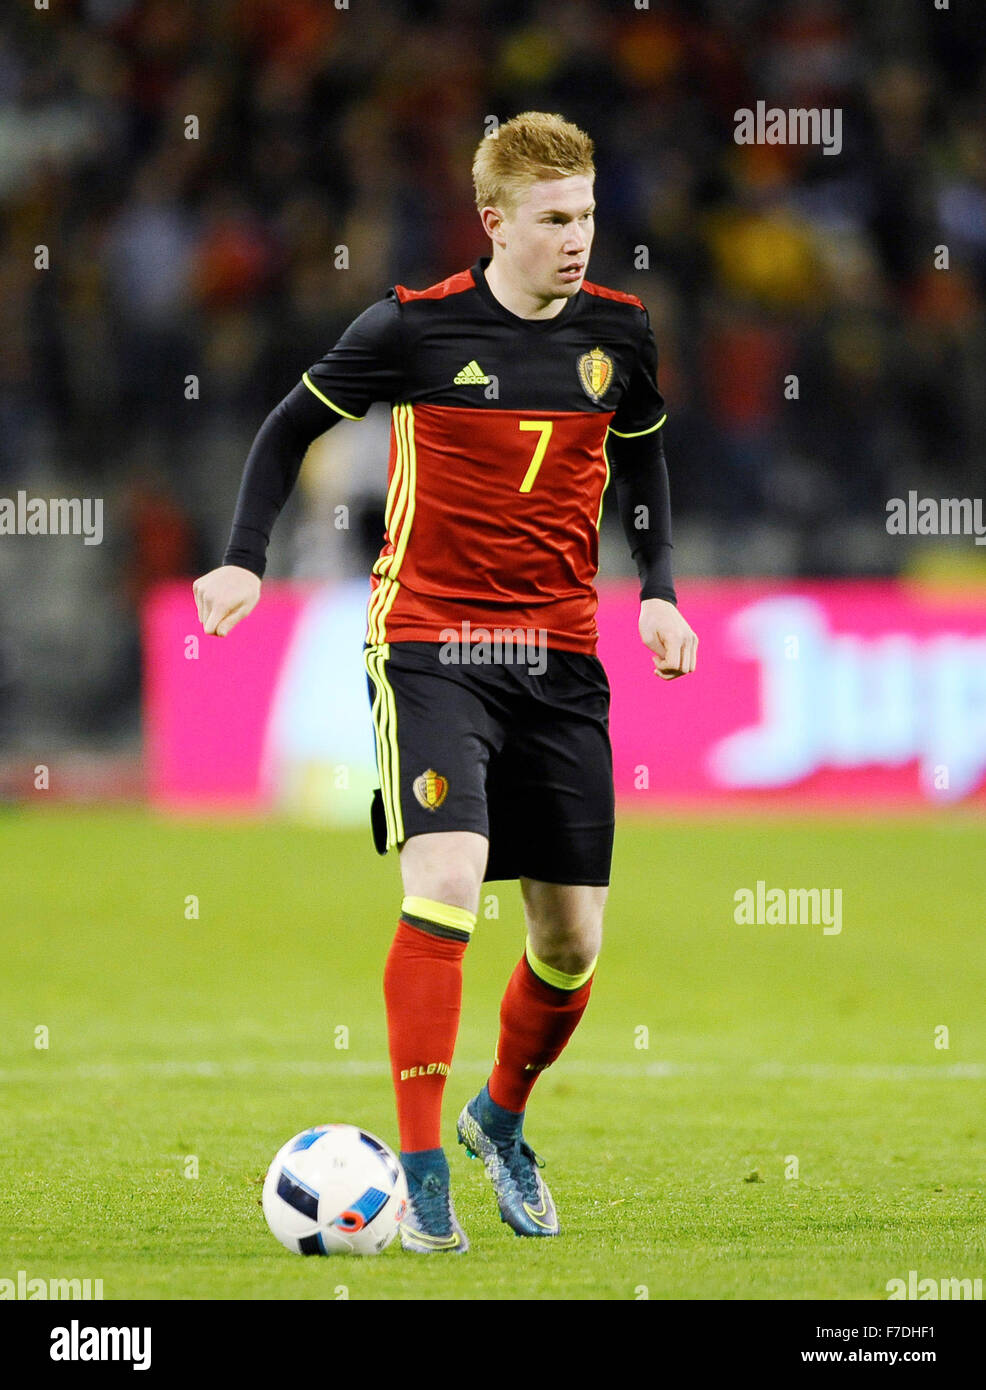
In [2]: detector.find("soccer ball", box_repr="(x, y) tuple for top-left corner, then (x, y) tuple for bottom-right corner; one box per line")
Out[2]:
(262, 1124), (408, 1256)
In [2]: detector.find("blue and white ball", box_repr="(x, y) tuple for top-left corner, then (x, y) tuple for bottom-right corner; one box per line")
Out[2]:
(262, 1124), (407, 1256)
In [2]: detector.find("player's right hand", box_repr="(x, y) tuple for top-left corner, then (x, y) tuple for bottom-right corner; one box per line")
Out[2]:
(192, 565), (262, 637)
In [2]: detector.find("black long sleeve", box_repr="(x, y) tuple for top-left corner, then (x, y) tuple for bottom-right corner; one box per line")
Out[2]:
(223, 295), (404, 577)
(607, 426), (677, 605)
(222, 382), (340, 578)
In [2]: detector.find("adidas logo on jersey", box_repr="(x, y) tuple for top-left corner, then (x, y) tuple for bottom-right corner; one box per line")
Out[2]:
(453, 359), (491, 385)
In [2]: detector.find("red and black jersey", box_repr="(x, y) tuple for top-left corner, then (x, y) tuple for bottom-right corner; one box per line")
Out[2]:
(223, 257), (675, 652)
(298, 258), (667, 655)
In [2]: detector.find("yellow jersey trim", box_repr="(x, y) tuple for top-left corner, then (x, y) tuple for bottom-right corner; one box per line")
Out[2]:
(367, 403), (416, 644)
(596, 436), (612, 531)
(302, 371), (365, 421)
(607, 412), (667, 440)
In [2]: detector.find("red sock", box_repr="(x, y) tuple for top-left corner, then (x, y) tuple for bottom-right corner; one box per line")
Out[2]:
(383, 918), (467, 1152)
(488, 955), (594, 1113)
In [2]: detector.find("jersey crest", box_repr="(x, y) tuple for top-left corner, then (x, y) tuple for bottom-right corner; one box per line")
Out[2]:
(577, 347), (614, 403)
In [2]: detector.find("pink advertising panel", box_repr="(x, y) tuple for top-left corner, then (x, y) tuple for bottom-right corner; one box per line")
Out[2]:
(597, 580), (986, 808)
(144, 579), (986, 815)
(144, 584), (307, 807)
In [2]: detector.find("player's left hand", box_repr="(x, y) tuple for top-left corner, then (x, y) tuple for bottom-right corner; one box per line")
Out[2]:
(639, 598), (698, 680)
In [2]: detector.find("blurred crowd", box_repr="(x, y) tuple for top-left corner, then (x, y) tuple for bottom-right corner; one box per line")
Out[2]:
(0, 0), (984, 743)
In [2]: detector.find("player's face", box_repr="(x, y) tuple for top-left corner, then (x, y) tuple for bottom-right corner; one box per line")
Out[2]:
(495, 175), (595, 302)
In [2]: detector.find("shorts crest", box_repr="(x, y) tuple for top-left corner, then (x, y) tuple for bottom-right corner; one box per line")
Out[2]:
(413, 768), (449, 810)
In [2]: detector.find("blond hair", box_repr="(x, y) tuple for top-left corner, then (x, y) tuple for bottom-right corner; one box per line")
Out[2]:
(472, 111), (595, 213)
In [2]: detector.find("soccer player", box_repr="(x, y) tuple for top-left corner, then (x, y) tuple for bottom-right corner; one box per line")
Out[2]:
(193, 112), (697, 1253)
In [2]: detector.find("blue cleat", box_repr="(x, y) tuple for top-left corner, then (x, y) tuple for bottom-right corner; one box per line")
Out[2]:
(399, 1168), (469, 1254)
(457, 1094), (560, 1237)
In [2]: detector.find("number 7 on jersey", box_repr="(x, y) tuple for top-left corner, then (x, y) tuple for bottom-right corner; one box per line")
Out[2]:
(518, 420), (554, 493)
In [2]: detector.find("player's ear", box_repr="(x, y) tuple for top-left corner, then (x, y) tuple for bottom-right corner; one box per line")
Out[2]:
(480, 205), (506, 244)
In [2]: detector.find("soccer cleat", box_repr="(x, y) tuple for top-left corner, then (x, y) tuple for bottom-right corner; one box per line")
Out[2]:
(457, 1098), (560, 1237)
(399, 1172), (469, 1253)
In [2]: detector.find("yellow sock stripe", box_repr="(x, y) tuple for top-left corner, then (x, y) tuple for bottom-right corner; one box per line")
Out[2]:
(525, 937), (597, 990)
(302, 371), (365, 421)
(363, 644), (403, 845)
(402, 896), (477, 935)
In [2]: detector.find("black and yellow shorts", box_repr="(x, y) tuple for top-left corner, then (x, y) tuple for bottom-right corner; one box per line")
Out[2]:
(363, 640), (615, 885)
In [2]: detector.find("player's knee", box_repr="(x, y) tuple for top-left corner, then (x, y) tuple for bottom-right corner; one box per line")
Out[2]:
(524, 885), (605, 974)
(538, 939), (601, 979)
(400, 864), (482, 915)
(528, 917), (603, 978)
(432, 875), (481, 915)
(398, 832), (486, 913)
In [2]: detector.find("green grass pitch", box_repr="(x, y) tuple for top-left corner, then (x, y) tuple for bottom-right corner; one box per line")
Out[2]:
(2, 806), (984, 1300)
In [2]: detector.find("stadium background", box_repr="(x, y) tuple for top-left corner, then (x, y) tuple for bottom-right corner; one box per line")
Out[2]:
(2, 0), (986, 1304)
(1, 0), (985, 771)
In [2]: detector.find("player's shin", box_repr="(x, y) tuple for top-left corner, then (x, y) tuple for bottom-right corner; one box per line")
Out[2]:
(455, 937), (591, 1237)
(486, 936), (596, 1118)
(383, 898), (476, 1154)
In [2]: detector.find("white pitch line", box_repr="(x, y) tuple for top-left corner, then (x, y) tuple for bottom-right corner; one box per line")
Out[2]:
(0, 1060), (984, 1083)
